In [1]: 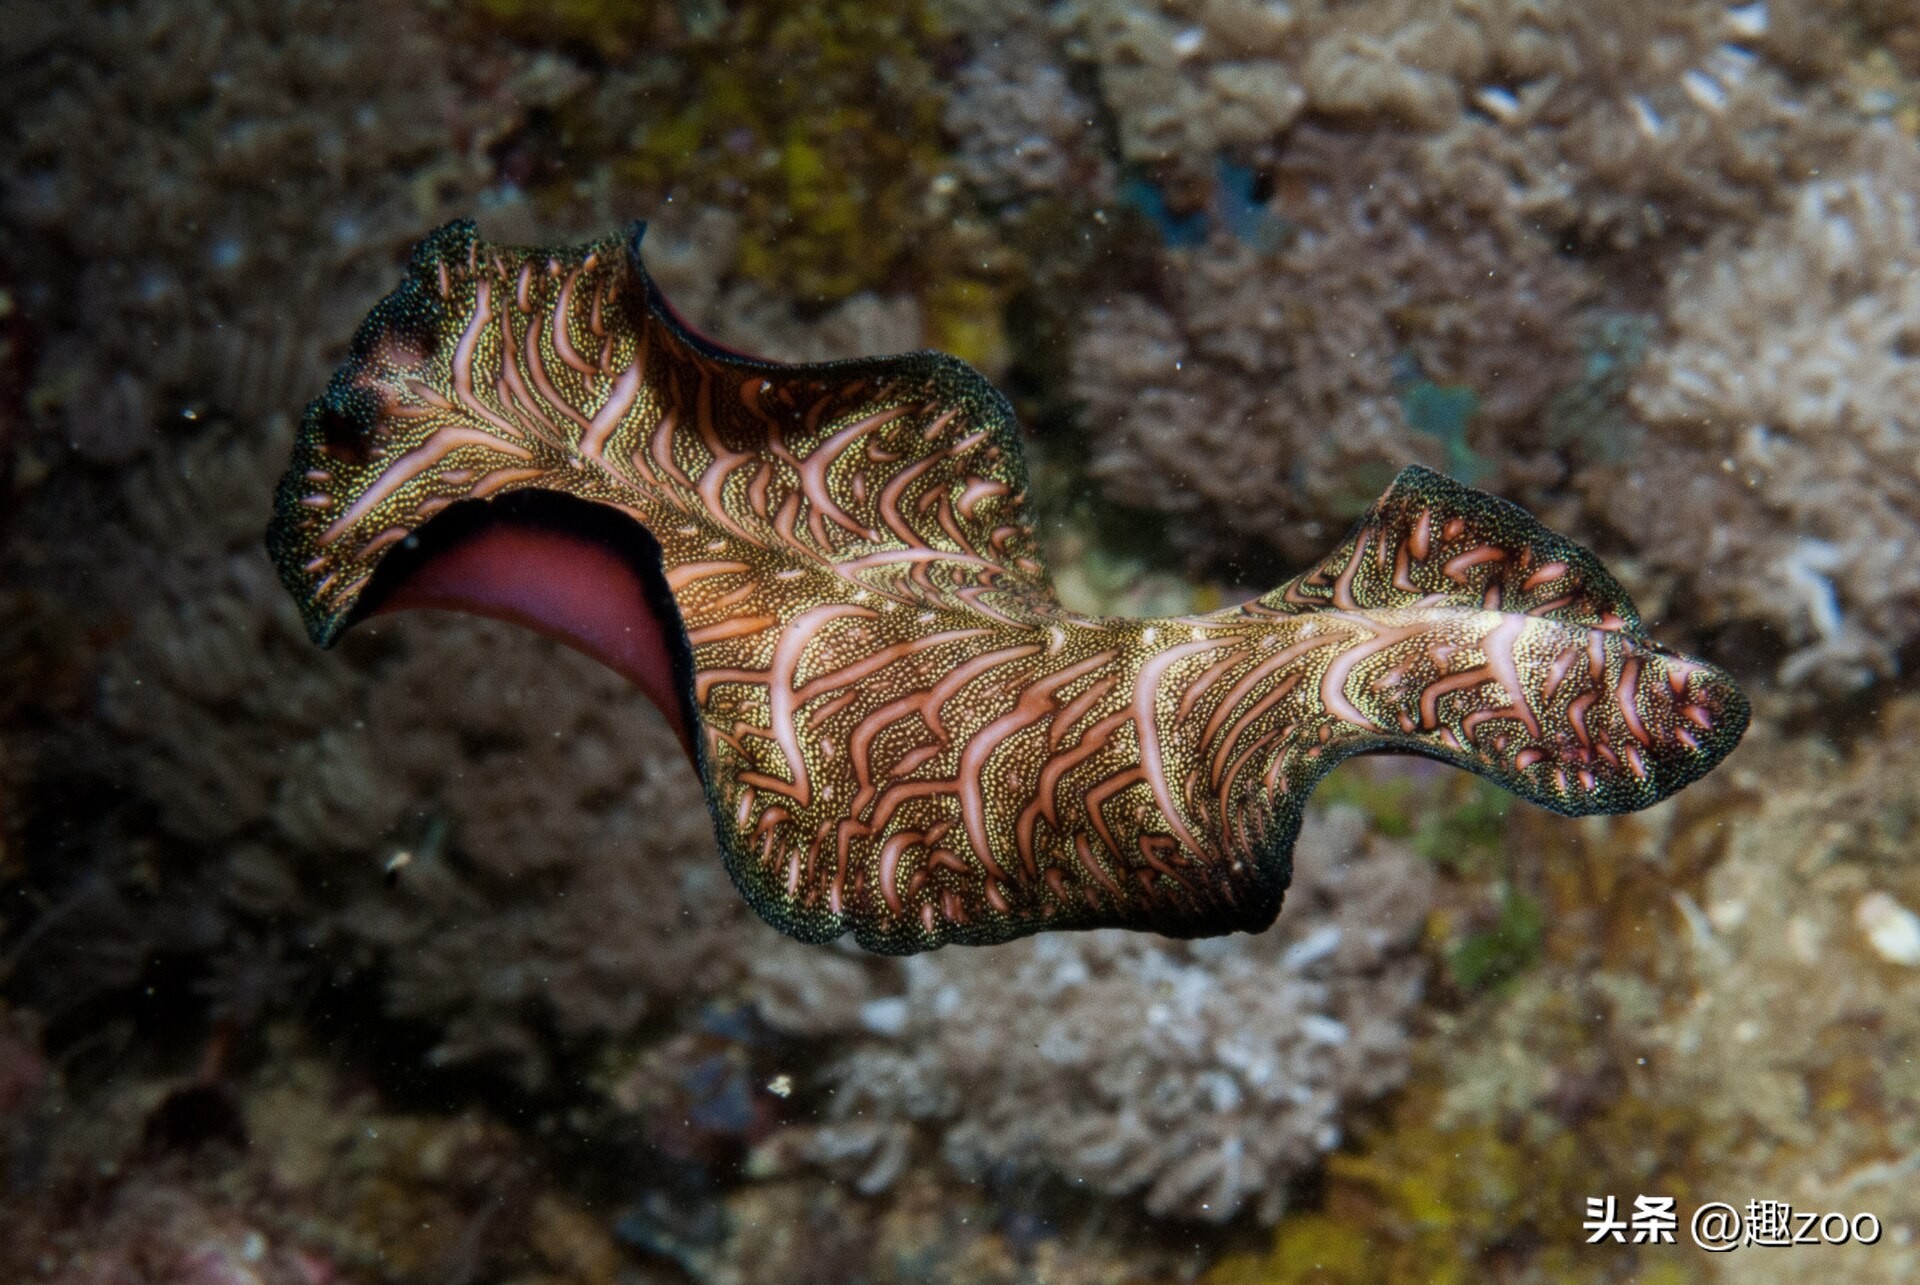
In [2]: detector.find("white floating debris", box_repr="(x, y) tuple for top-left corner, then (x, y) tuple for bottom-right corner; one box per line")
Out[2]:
(859, 996), (911, 1036)
(1628, 95), (1665, 138)
(1707, 898), (1748, 931)
(1726, 2), (1768, 39)
(1856, 892), (1920, 966)
(1708, 43), (1758, 83)
(1787, 914), (1823, 963)
(1473, 85), (1522, 123)
(1681, 68), (1729, 112)
(1672, 891), (1718, 951)
(1200, 1070), (1243, 1112)
(1299, 1014), (1350, 1046)
(1171, 26), (1206, 58)
(767, 1073), (793, 1098)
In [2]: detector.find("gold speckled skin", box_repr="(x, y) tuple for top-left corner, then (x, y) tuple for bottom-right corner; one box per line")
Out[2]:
(268, 222), (1748, 954)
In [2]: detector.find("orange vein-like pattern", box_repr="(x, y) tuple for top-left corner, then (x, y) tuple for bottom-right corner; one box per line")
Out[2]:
(268, 222), (1749, 954)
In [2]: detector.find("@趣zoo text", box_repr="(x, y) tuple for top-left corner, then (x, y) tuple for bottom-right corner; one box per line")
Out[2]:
(1584, 1196), (1883, 1251)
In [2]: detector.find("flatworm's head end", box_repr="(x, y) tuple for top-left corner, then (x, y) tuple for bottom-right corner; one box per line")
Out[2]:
(267, 396), (367, 649)
(265, 219), (490, 646)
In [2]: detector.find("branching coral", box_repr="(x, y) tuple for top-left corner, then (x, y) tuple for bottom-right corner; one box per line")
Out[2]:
(1612, 128), (1920, 689)
(752, 806), (1434, 1223)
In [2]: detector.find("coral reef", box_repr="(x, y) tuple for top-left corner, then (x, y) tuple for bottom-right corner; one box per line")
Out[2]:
(1053, 0), (1918, 686)
(944, 29), (1117, 209)
(1074, 126), (1595, 567)
(0, 0), (541, 468)
(86, 420), (749, 1086)
(4, 0), (1919, 1277)
(1612, 128), (1920, 690)
(1053, 0), (1849, 241)
(749, 807), (1434, 1223)
(0, 1019), (647, 1284)
(1056, 0), (1307, 170)
(1213, 690), (1920, 1283)
(497, 0), (959, 304)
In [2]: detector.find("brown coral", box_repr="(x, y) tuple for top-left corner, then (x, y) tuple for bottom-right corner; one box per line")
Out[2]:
(1058, 0), (1308, 171)
(1074, 126), (1594, 569)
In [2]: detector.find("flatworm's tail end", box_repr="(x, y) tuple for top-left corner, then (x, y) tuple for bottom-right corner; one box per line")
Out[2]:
(1487, 629), (1750, 819)
(1268, 465), (1750, 818)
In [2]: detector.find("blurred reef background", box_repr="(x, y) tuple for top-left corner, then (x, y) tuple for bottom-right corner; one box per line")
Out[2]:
(4, 0), (1920, 1280)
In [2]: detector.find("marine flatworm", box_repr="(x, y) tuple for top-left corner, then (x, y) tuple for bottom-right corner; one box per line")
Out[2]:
(268, 221), (1748, 955)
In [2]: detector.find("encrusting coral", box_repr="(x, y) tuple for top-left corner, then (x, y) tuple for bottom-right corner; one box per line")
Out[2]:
(506, 0), (958, 304)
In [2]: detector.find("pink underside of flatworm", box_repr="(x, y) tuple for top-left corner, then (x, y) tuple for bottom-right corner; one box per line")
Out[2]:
(371, 523), (694, 756)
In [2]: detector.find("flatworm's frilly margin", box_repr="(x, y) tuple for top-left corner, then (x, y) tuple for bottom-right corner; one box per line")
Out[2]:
(268, 220), (1748, 955)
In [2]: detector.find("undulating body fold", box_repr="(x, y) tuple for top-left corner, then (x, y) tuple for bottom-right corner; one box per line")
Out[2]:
(267, 221), (1749, 955)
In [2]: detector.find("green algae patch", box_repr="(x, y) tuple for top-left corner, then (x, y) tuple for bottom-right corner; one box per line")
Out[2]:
(923, 277), (1012, 377)
(631, 3), (953, 303)
(1210, 765), (1754, 1284)
(1314, 764), (1512, 866)
(1205, 1054), (1709, 1285)
(1400, 378), (1491, 485)
(1542, 312), (1652, 465)
(465, 0), (962, 304)
(1448, 884), (1543, 992)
